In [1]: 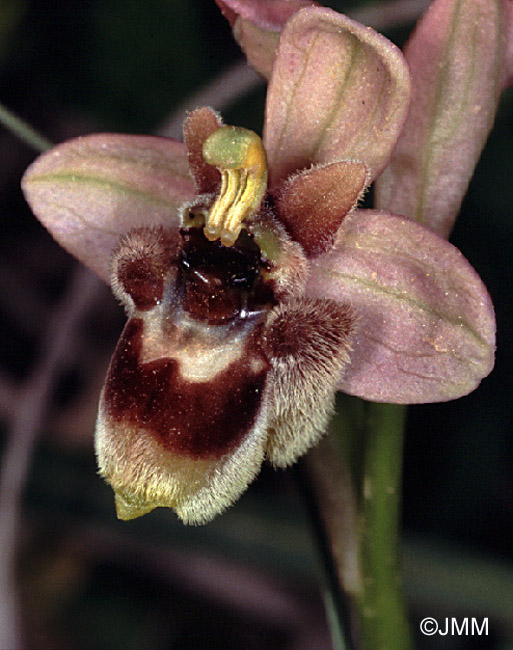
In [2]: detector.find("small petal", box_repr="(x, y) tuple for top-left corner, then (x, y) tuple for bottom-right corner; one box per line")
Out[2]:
(375, 0), (506, 237)
(263, 297), (354, 467)
(216, 0), (319, 78)
(274, 161), (369, 257)
(21, 134), (194, 282)
(183, 107), (222, 194)
(233, 20), (280, 79)
(263, 7), (411, 187)
(306, 210), (496, 404)
(217, 0), (319, 30)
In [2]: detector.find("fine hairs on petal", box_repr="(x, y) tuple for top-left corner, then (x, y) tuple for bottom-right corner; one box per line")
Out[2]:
(183, 106), (223, 195)
(274, 160), (370, 257)
(95, 310), (271, 525)
(110, 226), (178, 314)
(173, 405), (269, 524)
(95, 393), (270, 525)
(263, 297), (355, 467)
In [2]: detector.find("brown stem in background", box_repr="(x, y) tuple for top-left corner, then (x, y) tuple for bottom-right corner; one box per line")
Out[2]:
(301, 434), (362, 650)
(0, 266), (101, 649)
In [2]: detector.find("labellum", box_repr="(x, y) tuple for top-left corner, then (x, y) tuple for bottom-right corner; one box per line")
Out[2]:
(95, 123), (354, 524)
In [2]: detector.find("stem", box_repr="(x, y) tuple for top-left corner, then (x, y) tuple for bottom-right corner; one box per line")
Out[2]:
(297, 460), (355, 650)
(305, 398), (412, 650)
(356, 402), (412, 650)
(0, 102), (52, 152)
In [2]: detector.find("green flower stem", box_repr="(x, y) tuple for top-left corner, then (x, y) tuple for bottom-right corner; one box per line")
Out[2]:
(305, 397), (412, 650)
(0, 102), (52, 152)
(355, 402), (412, 650)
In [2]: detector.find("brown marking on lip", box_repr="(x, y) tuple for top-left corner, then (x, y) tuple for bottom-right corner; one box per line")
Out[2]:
(182, 272), (241, 324)
(104, 318), (269, 459)
(178, 228), (275, 325)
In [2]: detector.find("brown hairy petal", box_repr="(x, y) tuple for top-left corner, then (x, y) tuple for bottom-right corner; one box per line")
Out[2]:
(306, 210), (496, 404)
(274, 161), (369, 257)
(183, 107), (223, 194)
(264, 7), (410, 187)
(375, 0), (506, 237)
(110, 227), (179, 312)
(263, 297), (354, 467)
(22, 134), (194, 282)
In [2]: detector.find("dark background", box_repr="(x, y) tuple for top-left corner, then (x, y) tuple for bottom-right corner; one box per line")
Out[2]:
(0, 0), (511, 648)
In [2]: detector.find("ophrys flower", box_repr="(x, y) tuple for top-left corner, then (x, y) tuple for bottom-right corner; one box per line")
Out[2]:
(21, 6), (495, 524)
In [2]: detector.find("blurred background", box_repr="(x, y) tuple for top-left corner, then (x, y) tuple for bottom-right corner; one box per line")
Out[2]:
(0, 0), (511, 648)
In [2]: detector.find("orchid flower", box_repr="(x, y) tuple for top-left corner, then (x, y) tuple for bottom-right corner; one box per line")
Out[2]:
(21, 4), (496, 525)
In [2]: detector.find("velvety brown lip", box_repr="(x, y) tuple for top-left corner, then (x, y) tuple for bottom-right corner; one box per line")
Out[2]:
(178, 227), (274, 325)
(104, 318), (269, 459)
